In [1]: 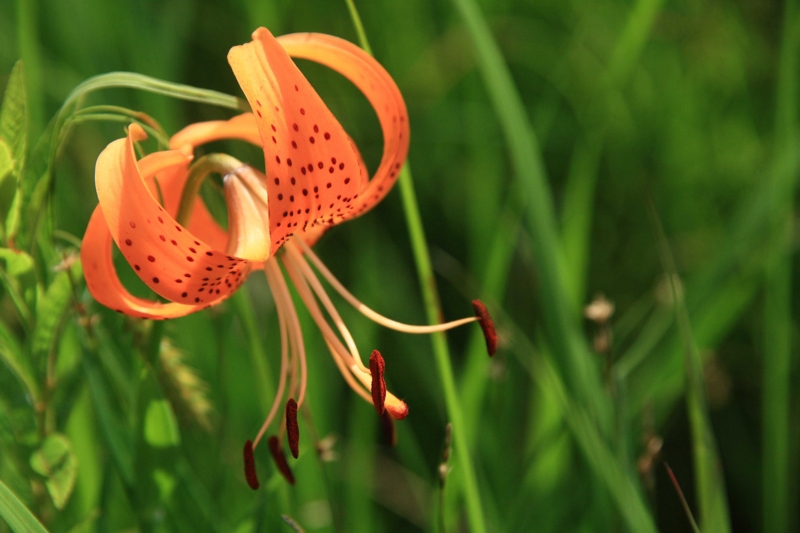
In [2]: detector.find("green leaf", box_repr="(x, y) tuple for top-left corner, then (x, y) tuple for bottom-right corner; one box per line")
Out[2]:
(0, 61), (28, 184)
(32, 267), (77, 365)
(29, 433), (78, 510)
(144, 399), (181, 448)
(0, 319), (39, 403)
(0, 248), (34, 277)
(82, 357), (134, 485)
(65, 510), (100, 533)
(0, 140), (12, 184)
(0, 479), (48, 533)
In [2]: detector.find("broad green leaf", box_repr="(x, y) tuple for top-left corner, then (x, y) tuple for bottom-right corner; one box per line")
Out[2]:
(0, 140), (11, 183)
(144, 399), (181, 448)
(0, 479), (48, 533)
(0, 248), (33, 277)
(0, 61), (28, 183)
(29, 433), (78, 510)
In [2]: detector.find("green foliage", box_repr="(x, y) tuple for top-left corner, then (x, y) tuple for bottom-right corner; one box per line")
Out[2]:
(0, 61), (27, 188)
(0, 480), (48, 533)
(29, 433), (78, 510)
(0, 0), (797, 531)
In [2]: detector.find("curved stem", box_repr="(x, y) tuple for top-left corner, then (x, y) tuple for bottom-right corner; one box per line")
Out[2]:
(175, 153), (244, 226)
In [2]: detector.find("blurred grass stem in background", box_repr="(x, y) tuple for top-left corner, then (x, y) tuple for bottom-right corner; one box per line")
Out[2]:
(763, 0), (799, 532)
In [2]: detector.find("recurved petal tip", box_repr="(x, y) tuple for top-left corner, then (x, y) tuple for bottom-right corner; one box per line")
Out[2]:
(369, 350), (387, 415)
(286, 398), (300, 459)
(243, 439), (260, 490)
(472, 300), (497, 357)
(268, 435), (296, 485)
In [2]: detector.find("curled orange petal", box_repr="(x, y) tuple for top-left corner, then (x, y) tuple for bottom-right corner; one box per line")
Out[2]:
(87, 124), (251, 316)
(228, 27), (370, 255)
(277, 32), (410, 221)
(169, 113), (262, 151)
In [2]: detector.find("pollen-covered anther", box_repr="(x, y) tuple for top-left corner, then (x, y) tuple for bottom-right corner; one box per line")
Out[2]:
(369, 350), (387, 415)
(268, 436), (296, 485)
(472, 299), (498, 357)
(286, 398), (300, 459)
(243, 440), (259, 490)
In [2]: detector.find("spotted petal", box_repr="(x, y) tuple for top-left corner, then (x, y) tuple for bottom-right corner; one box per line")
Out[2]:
(84, 124), (252, 318)
(228, 27), (369, 255)
(277, 32), (409, 221)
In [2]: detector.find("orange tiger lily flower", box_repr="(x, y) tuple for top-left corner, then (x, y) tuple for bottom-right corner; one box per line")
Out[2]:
(81, 28), (496, 489)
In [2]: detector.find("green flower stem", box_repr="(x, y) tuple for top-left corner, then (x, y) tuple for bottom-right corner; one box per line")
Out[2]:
(175, 153), (243, 227)
(343, 3), (487, 530)
(397, 167), (487, 533)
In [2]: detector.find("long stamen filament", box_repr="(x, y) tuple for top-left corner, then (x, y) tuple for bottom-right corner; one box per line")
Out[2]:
(252, 265), (291, 449)
(281, 254), (373, 402)
(281, 253), (361, 371)
(325, 338), (373, 403)
(293, 239), (478, 333)
(267, 260), (308, 408)
(285, 243), (366, 373)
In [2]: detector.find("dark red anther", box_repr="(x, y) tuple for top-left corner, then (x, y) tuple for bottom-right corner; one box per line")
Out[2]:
(369, 350), (387, 415)
(380, 410), (397, 447)
(286, 398), (299, 459)
(472, 300), (497, 357)
(267, 436), (295, 485)
(243, 440), (259, 490)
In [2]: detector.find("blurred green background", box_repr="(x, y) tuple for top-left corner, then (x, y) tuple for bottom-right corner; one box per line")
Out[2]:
(0, 0), (798, 531)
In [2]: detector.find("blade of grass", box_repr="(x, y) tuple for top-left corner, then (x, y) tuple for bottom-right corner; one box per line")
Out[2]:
(449, 0), (607, 421)
(344, 3), (487, 531)
(506, 322), (658, 533)
(0, 479), (49, 533)
(648, 200), (731, 533)
(763, 1), (800, 531)
(561, 0), (663, 310)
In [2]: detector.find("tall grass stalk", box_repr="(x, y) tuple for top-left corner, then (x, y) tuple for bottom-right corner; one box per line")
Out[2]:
(763, 0), (799, 531)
